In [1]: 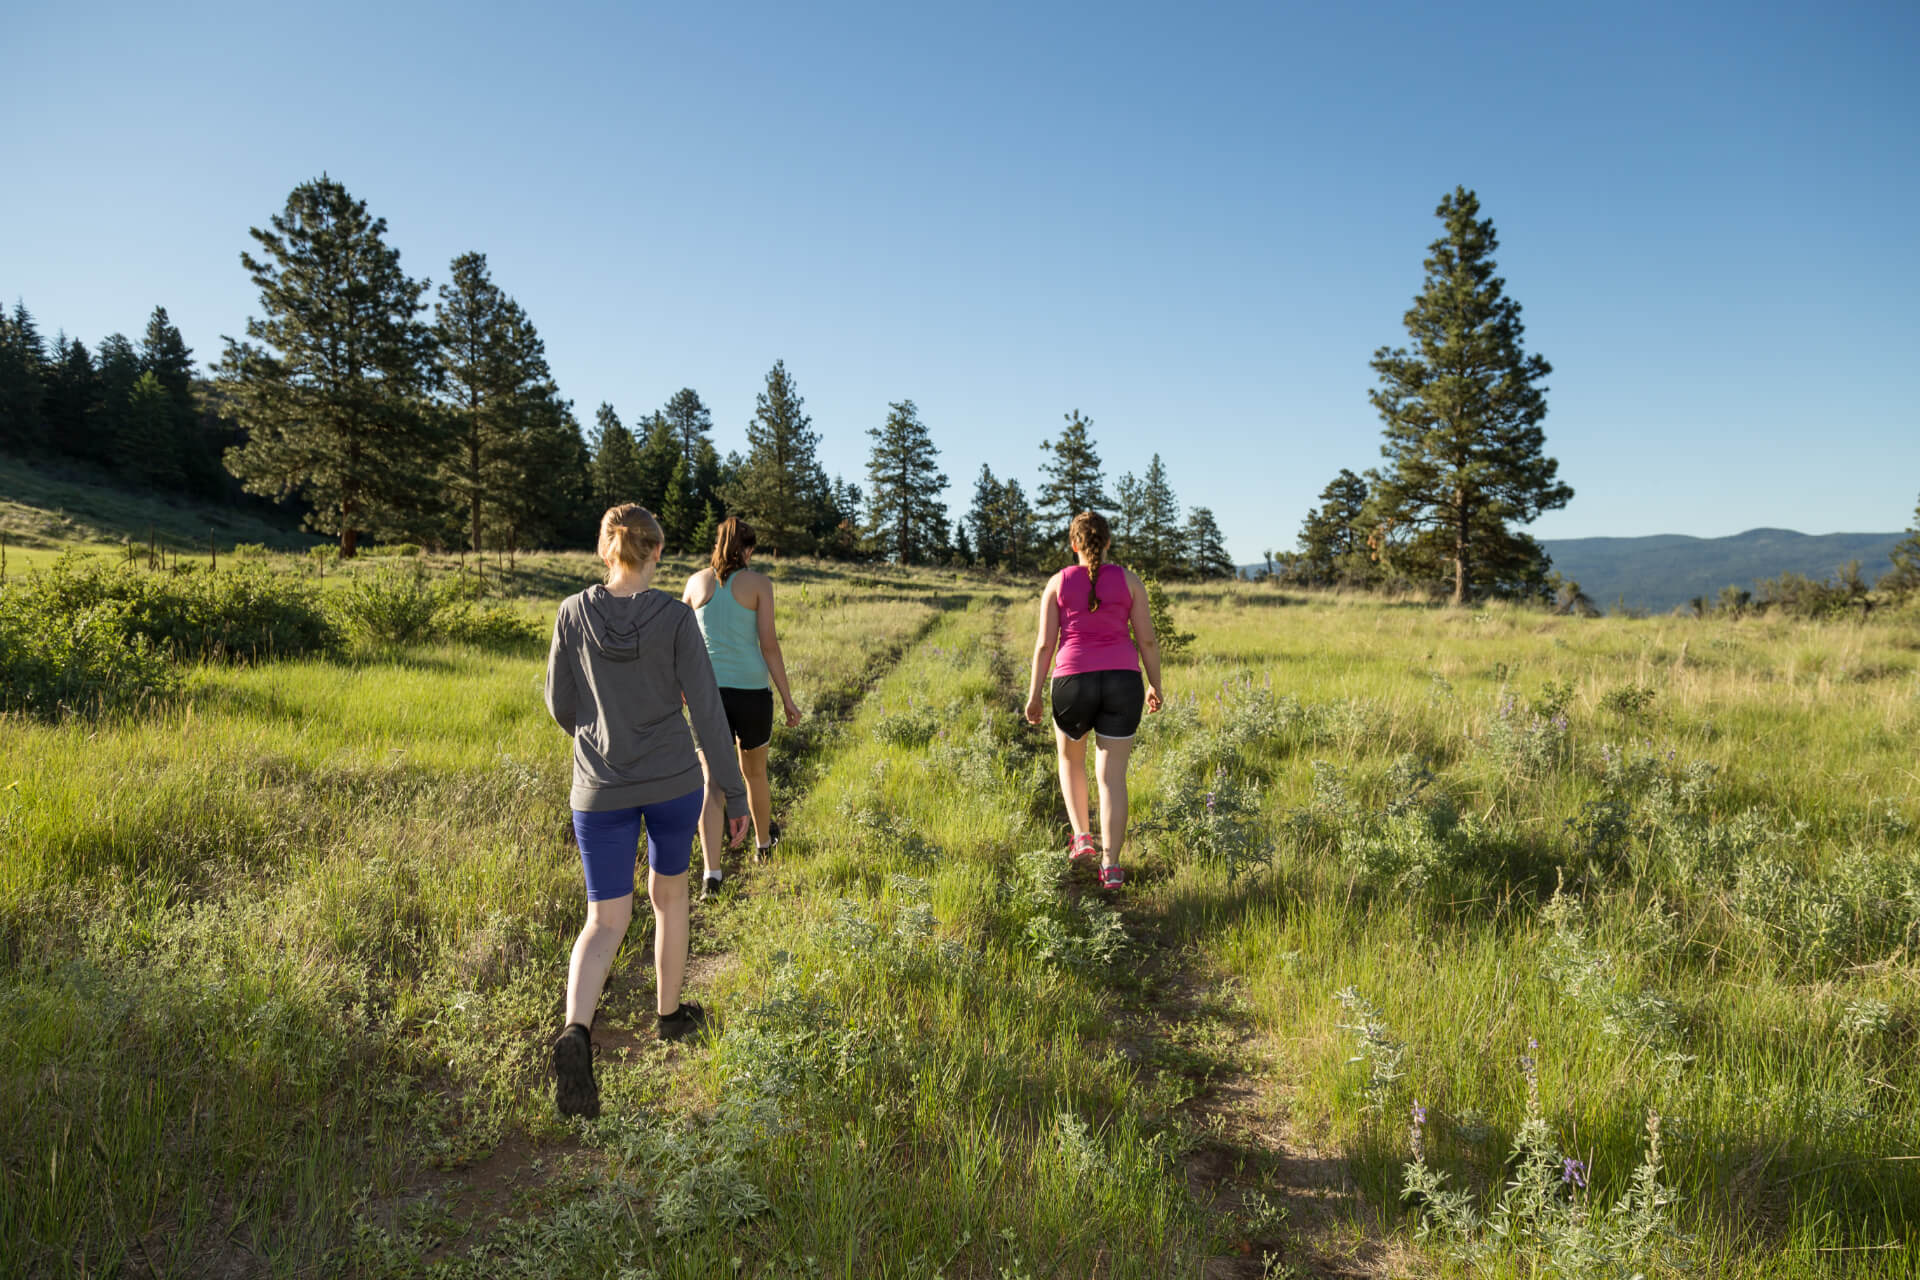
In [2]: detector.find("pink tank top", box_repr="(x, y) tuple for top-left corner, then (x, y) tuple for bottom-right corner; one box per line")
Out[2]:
(1053, 563), (1139, 676)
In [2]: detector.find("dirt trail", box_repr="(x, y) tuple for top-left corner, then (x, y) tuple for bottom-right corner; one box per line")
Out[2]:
(981, 605), (1404, 1278)
(378, 594), (966, 1262)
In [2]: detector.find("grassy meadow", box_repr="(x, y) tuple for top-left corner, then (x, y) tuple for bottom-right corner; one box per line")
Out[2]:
(2, 537), (1917, 1277)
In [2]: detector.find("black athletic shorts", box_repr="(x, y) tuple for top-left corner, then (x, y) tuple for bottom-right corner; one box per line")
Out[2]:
(1050, 670), (1145, 742)
(718, 687), (775, 751)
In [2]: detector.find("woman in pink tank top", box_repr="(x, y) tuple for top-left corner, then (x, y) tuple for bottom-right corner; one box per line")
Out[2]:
(1023, 511), (1166, 888)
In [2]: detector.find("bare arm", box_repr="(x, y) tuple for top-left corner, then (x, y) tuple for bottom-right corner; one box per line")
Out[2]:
(675, 608), (750, 821)
(751, 575), (802, 727)
(1024, 576), (1063, 724)
(1125, 568), (1165, 713)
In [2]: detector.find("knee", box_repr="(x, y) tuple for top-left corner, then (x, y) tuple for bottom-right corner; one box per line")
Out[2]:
(649, 872), (688, 912)
(587, 894), (633, 935)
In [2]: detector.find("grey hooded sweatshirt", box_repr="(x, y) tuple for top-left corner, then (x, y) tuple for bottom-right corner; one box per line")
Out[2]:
(545, 585), (749, 819)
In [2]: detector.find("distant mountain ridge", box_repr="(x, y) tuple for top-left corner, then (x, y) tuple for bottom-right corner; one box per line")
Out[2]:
(1237, 528), (1908, 614)
(1541, 528), (1904, 613)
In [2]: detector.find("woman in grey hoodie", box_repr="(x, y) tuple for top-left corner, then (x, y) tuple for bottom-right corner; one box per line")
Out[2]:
(544, 504), (751, 1118)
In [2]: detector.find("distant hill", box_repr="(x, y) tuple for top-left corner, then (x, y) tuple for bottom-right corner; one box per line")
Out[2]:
(1540, 529), (1906, 614)
(1237, 529), (1909, 614)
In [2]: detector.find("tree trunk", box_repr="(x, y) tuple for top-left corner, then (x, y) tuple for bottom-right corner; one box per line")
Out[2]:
(1451, 497), (1470, 606)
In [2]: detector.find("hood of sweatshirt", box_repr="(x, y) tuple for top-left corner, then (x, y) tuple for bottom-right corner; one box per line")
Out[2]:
(577, 586), (677, 662)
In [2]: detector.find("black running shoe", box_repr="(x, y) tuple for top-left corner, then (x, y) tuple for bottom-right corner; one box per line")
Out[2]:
(657, 1000), (709, 1043)
(552, 1023), (599, 1119)
(701, 871), (724, 900)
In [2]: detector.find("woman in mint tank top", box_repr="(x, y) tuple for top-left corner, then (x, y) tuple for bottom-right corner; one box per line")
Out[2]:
(1023, 511), (1165, 890)
(682, 518), (802, 896)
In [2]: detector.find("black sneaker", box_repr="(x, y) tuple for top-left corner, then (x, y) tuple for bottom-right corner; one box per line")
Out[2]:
(552, 1023), (599, 1119)
(701, 871), (724, 900)
(657, 1001), (709, 1043)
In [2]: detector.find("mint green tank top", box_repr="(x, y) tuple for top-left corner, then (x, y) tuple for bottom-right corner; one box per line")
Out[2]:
(695, 574), (770, 690)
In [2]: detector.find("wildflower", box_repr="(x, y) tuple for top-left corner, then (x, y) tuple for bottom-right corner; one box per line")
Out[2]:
(1412, 1103), (1427, 1126)
(1562, 1157), (1588, 1188)
(1552, 714), (1569, 732)
(1206, 791), (1217, 812)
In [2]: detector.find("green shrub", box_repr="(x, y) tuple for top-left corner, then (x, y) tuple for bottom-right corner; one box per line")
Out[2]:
(0, 586), (179, 718)
(11, 554), (337, 663)
(1141, 576), (1194, 658)
(332, 565), (439, 647)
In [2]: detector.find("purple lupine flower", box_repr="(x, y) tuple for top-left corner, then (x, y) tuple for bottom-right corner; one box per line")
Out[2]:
(1206, 792), (1217, 812)
(1412, 1103), (1427, 1126)
(1562, 1157), (1588, 1188)
(1553, 714), (1569, 732)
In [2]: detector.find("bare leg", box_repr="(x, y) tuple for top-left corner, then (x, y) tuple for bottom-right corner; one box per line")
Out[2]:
(1094, 736), (1134, 869)
(696, 754), (725, 876)
(1055, 728), (1091, 839)
(649, 869), (690, 1015)
(564, 893), (634, 1029)
(739, 744), (772, 848)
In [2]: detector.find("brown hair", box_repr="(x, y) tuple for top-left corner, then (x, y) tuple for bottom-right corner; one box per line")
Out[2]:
(710, 516), (757, 582)
(1068, 510), (1114, 611)
(598, 503), (664, 579)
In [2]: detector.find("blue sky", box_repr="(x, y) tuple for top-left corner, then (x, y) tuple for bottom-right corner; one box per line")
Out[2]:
(5, 0), (1916, 560)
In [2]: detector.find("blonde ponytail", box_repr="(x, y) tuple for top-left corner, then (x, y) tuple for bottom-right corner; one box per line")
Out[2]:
(598, 504), (665, 579)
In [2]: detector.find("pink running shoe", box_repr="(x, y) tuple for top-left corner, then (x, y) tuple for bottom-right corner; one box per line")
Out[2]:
(1069, 832), (1098, 863)
(1098, 864), (1125, 890)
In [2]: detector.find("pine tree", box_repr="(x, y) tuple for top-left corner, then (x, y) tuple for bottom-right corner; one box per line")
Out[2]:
(1369, 187), (1572, 605)
(495, 398), (593, 553)
(90, 334), (141, 471)
(219, 177), (437, 556)
(1112, 470), (1145, 562)
(122, 371), (185, 488)
(691, 502), (721, 558)
(660, 455), (695, 551)
(998, 478), (1040, 573)
(1183, 506), (1235, 578)
(818, 475), (864, 559)
(43, 336), (96, 457)
(1037, 408), (1111, 545)
(967, 464), (1007, 568)
(724, 359), (826, 555)
(664, 387), (718, 506)
(1137, 454), (1181, 576)
(142, 308), (224, 496)
(1884, 494), (1920, 594)
(864, 399), (949, 564)
(434, 253), (555, 553)
(635, 411), (680, 513)
(0, 302), (48, 453)
(954, 522), (974, 566)
(592, 403), (644, 511)
(1297, 468), (1370, 585)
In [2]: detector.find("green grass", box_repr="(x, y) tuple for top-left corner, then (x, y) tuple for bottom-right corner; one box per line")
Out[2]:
(3, 555), (1919, 1276)
(0, 454), (317, 569)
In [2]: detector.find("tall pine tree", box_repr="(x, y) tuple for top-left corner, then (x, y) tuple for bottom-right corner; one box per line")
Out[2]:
(1368, 187), (1571, 604)
(1136, 453), (1181, 576)
(1296, 468), (1370, 585)
(1037, 408), (1111, 546)
(967, 464), (1008, 568)
(864, 399), (949, 564)
(433, 252), (560, 554)
(0, 303), (48, 453)
(1183, 506), (1235, 579)
(219, 177), (437, 556)
(591, 403), (644, 511)
(43, 336), (96, 459)
(725, 359), (826, 555)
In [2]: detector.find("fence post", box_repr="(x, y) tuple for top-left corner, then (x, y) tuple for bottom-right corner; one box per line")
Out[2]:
(210, 530), (217, 572)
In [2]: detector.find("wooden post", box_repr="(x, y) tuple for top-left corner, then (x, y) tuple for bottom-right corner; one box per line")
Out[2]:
(210, 531), (217, 572)
(1, 532), (7, 585)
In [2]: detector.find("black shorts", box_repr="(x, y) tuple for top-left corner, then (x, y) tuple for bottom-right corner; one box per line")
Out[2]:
(718, 687), (774, 750)
(1050, 670), (1145, 742)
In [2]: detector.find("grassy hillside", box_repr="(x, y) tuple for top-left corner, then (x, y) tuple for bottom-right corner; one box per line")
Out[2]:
(3, 557), (1918, 1276)
(0, 454), (316, 572)
(1541, 528), (1906, 613)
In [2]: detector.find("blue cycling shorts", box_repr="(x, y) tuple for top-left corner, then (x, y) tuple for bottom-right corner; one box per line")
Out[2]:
(571, 787), (704, 900)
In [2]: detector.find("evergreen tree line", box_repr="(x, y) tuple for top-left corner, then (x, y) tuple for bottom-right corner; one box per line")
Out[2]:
(0, 300), (241, 500)
(5, 174), (1243, 574)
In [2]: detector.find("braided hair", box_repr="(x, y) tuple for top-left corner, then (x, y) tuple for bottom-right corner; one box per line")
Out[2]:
(1068, 511), (1113, 612)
